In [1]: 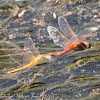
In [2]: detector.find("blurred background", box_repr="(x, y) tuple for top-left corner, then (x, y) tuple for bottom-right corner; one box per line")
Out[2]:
(0, 0), (100, 99)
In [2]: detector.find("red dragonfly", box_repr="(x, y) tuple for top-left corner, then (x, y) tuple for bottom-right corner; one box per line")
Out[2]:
(47, 16), (97, 56)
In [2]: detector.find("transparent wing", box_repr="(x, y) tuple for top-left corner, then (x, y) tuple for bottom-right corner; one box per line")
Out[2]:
(2, 40), (23, 66)
(78, 27), (98, 40)
(47, 26), (69, 49)
(58, 16), (78, 41)
(23, 37), (40, 65)
(2, 35), (40, 67)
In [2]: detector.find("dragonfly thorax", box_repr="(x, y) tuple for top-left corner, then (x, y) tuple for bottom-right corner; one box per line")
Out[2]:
(73, 42), (89, 51)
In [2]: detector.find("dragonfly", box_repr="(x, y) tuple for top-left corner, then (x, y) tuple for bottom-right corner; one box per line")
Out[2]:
(47, 16), (97, 56)
(2, 36), (52, 74)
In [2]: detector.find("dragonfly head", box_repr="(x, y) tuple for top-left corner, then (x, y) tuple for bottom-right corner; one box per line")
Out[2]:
(89, 42), (91, 48)
(84, 42), (91, 48)
(74, 41), (91, 51)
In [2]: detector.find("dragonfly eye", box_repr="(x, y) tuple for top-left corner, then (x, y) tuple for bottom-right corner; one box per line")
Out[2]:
(88, 42), (91, 48)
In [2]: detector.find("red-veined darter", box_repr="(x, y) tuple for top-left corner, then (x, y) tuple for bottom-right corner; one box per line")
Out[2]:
(47, 16), (97, 56)
(2, 36), (52, 73)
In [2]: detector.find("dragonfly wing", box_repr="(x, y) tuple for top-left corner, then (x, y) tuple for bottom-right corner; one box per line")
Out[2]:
(23, 37), (40, 65)
(58, 16), (78, 41)
(78, 27), (98, 40)
(47, 26), (69, 49)
(2, 40), (23, 66)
